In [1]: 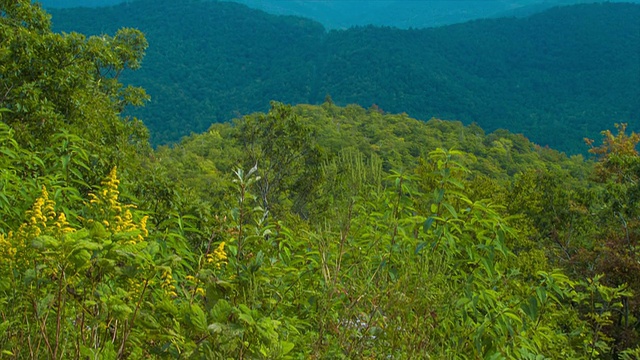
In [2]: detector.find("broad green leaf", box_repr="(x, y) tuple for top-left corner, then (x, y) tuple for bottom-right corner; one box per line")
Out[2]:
(32, 235), (59, 249)
(68, 249), (91, 270)
(238, 312), (256, 326)
(190, 303), (208, 332)
(423, 216), (435, 232)
(281, 341), (295, 355)
(208, 322), (224, 334)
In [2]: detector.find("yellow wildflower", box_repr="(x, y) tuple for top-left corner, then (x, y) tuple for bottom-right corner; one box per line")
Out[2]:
(160, 269), (177, 297)
(139, 216), (148, 237)
(23, 186), (56, 237)
(87, 167), (149, 244)
(214, 242), (227, 261)
(207, 242), (228, 269)
(54, 212), (74, 235)
(0, 232), (17, 264)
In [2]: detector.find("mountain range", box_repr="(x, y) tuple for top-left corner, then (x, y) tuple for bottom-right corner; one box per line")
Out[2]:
(225, 0), (640, 29)
(48, 0), (640, 153)
(40, 0), (640, 29)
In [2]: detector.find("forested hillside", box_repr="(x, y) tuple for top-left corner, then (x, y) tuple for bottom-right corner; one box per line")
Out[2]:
(48, 0), (640, 153)
(2, 0), (640, 358)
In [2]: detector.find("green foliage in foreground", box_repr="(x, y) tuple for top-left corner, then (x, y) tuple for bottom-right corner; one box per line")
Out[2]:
(2, 1), (640, 358)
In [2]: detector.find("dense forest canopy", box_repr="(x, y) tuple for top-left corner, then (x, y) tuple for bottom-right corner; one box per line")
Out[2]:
(2, 0), (640, 359)
(48, 0), (640, 153)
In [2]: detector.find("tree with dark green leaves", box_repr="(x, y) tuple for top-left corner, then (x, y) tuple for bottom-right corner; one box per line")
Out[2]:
(1, 0), (149, 179)
(236, 101), (324, 218)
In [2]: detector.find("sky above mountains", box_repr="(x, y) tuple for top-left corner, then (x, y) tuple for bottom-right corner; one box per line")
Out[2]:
(37, 0), (640, 29)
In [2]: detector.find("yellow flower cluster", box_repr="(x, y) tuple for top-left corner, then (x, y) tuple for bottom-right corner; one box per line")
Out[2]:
(21, 186), (74, 238)
(184, 275), (206, 297)
(89, 166), (121, 211)
(115, 210), (149, 244)
(0, 231), (16, 265)
(127, 277), (145, 299)
(0, 187), (74, 269)
(88, 167), (148, 244)
(54, 212), (75, 236)
(138, 215), (149, 241)
(160, 269), (178, 297)
(206, 242), (228, 269)
(23, 186), (56, 238)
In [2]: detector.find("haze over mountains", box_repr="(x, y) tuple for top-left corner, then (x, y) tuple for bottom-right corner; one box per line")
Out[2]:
(39, 0), (640, 29)
(224, 0), (640, 29)
(48, 1), (640, 153)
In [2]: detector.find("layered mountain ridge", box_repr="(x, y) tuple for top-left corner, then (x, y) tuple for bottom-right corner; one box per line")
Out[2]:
(49, 0), (640, 153)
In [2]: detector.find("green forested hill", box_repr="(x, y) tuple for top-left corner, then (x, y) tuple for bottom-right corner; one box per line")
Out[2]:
(318, 3), (640, 153)
(2, 1), (640, 356)
(50, 0), (325, 144)
(49, 1), (639, 153)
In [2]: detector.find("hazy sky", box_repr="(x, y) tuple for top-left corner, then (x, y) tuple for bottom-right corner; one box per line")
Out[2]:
(38, 0), (640, 29)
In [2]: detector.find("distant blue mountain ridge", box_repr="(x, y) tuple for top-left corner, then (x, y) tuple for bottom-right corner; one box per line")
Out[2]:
(38, 0), (124, 8)
(36, 0), (640, 29)
(47, 1), (640, 153)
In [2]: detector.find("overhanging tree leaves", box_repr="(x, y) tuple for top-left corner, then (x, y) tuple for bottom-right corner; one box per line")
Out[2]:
(0, 0), (149, 173)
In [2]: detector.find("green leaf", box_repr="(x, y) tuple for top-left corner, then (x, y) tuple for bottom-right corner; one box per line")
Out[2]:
(434, 188), (445, 203)
(32, 235), (59, 249)
(503, 311), (523, 326)
(190, 303), (208, 333)
(522, 296), (539, 320)
(238, 311), (256, 326)
(442, 202), (458, 218)
(37, 293), (55, 315)
(447, 178), (465, 189)
(75, 239), (102, 251)
(423, 216), (435, 232)
(281, 341), (295, 355)
(480, 257), (495, 277)
(536, 287), (547, 304)
(208, 322), (224, 334)
(415, 242), (428, 254)
(0, 320), (10, 335)
(68, 249), (91, 270)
